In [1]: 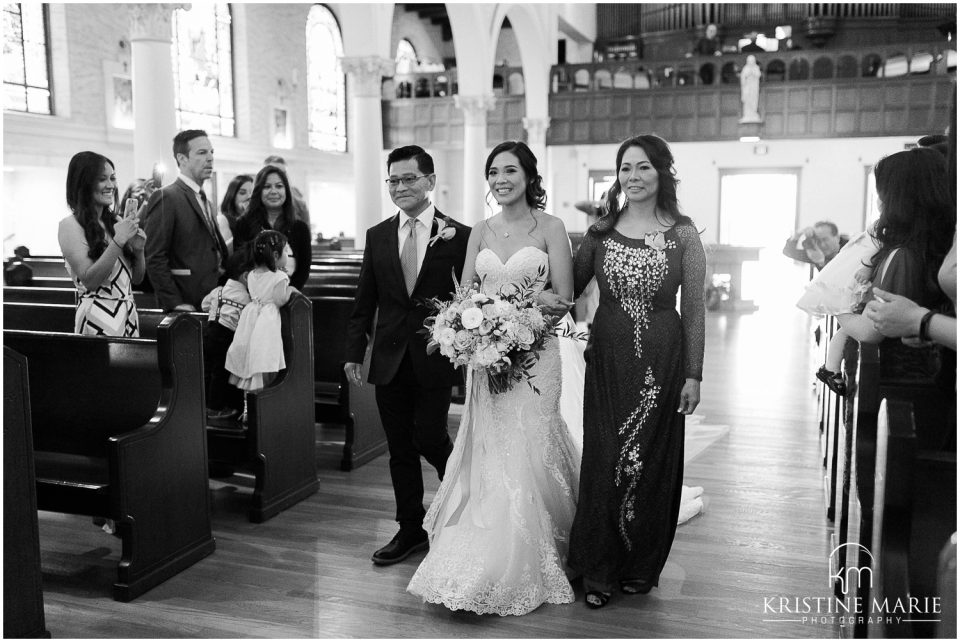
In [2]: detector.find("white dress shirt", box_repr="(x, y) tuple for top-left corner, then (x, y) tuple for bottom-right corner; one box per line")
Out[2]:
(396, 204), (435, 275)
(177, 173), (212, 223)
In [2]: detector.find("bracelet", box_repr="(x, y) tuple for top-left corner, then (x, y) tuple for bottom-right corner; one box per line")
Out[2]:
(918, 310), (936, 342)
(112, 238), (123, 250)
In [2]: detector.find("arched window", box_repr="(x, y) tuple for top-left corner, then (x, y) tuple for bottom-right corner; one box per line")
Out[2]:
(396, 38), (417, 75)
(306, 4), (346, 152)
(3, 3), (52, 114)
(172, 3), (235, 136)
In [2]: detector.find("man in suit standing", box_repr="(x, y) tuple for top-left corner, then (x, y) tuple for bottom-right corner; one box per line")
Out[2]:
(144, 130), (227, 312)
(344, 145), (470, 565)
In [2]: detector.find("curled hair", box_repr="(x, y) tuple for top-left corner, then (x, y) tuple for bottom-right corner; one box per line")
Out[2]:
(484, 140), (547, 210)
(65, 151), (123, 261)
(595, 134), (691, 234)
(252, 230), (288, 272)
(870, 147), (953, 291)
(220, 173), (254, 220)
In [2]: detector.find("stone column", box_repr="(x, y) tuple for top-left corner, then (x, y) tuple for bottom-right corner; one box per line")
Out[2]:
(341, 56), (394, 249)
(455, 94), (495, 225)
(129, 4), (183, 182)
(522, 116), (551, 173)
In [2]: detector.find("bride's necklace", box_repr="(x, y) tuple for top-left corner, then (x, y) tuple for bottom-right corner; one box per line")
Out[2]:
(500, 209), (535, 238)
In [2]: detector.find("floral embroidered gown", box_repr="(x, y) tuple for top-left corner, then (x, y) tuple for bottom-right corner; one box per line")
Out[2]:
(407, 246), (581, 616)
(568, 224), (705, 588)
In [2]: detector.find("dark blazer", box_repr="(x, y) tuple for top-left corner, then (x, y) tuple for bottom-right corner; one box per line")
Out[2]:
(346, 210), (470, 387)
(143, 178), (226, 311)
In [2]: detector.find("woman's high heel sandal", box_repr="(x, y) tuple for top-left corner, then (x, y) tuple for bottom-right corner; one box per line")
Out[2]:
(619, 579), (652, 595)
(585, 589), (612, 609)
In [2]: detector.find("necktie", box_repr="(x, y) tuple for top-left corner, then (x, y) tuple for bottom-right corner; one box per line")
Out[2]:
(198, 189), (216, 236)
(401, 218), (418, 295)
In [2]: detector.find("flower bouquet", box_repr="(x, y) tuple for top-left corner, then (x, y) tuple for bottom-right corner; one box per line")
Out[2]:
(422, 267), (554, 394)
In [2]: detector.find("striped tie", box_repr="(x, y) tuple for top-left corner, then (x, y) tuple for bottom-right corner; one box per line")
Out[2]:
(401, 218), (418, 295)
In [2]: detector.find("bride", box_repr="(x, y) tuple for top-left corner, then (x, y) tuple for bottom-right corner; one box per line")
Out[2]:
(406, 141), (581, 616)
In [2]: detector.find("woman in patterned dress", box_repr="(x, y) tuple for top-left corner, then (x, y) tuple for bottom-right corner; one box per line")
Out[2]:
(568, 135), (706, 608)
(58, 151), (146, 337)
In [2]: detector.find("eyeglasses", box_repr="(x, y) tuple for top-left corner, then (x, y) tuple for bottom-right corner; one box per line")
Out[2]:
(385, 174), (433, 188)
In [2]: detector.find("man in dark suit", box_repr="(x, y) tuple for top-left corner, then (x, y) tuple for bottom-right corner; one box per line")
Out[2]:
(344, 145), (470, 565)
(143, 129), (227, 312)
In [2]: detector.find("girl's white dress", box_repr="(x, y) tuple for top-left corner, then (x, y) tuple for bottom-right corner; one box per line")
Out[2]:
(225, 269), (292, 391)
(796, 230), (879, 316)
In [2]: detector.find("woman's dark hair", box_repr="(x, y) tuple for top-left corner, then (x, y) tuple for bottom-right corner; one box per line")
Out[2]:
(120, 178), (147, 211)
(241, 166), (297, 238)
(223, 243), (254, 281)
(870, 147), (954, 290)
(220, 173), (254, 220)
(595, 134), (692, 234)
(484, 141), (547, 211)
(252, 229), (288, 272)
(65, 151), (124, 261)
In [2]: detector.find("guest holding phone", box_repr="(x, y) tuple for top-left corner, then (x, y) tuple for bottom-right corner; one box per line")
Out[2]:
(58, 151), (146, 336)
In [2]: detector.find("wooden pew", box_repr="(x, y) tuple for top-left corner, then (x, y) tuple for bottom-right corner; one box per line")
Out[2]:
(309, 295), (386, 471)
(3, 315), (216, 601)
(4, 299), (319, 521)
(844, 341), (949, 636)
(869, 398), (957, 638)
(3, 285), (156, 309)
(3, 347), (49, 638)
(141, 298), (319, 521)
(20, 257), (68, 277)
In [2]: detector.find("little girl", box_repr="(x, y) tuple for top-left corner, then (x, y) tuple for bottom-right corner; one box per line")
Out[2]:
(201, 247), (253, 423)
(225, 230), (298, 392)
(796, 229), (879, 395)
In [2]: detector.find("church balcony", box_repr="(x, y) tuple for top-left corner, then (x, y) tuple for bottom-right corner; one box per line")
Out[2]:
(381, 42), (955, 148)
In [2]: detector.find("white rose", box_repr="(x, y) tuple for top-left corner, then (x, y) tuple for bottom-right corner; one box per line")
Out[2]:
(476, 344), (502, 367)
(478, 319), (494, 336)
(454, 330), (475, 351)
(443, 307), (459, 322)
(461, 307), (484, 329)
(438, 327), (456, 346)
(515, 325), (535, 347)
(494, 300), (513, 316)
(481, 303), (499, 320)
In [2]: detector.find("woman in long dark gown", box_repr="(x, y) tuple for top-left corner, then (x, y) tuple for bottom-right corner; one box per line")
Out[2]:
(568, 134), (706, 608)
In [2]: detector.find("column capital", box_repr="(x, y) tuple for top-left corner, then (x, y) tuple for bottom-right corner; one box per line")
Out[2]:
(522, 116), (551, 144)
(340, 56), (394, 98)
(129, 4), (185, 42)
(454, 94), (496, 126)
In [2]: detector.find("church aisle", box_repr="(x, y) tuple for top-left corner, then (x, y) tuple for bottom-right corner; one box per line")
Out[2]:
(35, 307), (840, 638)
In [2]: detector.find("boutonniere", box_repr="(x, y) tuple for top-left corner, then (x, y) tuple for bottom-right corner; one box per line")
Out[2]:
(429, 218), (457, 246)
(645, 230), (667, 251)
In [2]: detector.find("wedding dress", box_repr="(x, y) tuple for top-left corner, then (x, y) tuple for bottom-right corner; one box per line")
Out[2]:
(406, 246), (704, 616)
(407, 246), (581, 616)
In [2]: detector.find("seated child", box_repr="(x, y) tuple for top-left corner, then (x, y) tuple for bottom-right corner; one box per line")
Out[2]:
(201, 248), (253, 422)
(225, 230), (298, 393)
(796, 230), (879, 395)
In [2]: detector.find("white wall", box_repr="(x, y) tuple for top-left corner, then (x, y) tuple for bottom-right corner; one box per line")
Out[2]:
(546, 136), (916, 242)
(390, 7), (445, 66)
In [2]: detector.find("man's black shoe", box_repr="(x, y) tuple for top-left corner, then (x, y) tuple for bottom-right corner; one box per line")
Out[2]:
(372, 530), (428, 566)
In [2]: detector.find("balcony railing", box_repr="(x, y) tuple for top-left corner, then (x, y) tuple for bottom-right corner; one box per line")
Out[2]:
(550, 40), (956, 92)
(382, 66), (524, 100)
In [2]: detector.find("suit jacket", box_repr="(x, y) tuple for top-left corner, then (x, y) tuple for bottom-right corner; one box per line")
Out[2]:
(345, 209), (470, 387)
(143, 178), (226, 311)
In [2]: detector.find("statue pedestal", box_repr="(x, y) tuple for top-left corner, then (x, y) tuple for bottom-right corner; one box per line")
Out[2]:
(705, 244), (761, 312)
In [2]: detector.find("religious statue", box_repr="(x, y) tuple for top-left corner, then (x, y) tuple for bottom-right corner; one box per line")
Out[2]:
(739, 55), (762, 123)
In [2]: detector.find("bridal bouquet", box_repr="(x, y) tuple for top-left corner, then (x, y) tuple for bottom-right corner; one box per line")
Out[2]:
(422, 267), (553, 395)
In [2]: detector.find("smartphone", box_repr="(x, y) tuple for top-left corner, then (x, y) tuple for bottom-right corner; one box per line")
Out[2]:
(124, 198), (140, 220)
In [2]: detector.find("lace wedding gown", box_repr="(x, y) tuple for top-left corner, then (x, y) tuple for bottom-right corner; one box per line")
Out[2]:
(407, 246), (581, 616)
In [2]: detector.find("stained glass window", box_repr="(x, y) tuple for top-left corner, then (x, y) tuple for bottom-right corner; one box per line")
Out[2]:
(3, 3), (52, 114)
(306, 4), (346, 152)
(396, 38), (417, 74)
(172, 3), (234, 136)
